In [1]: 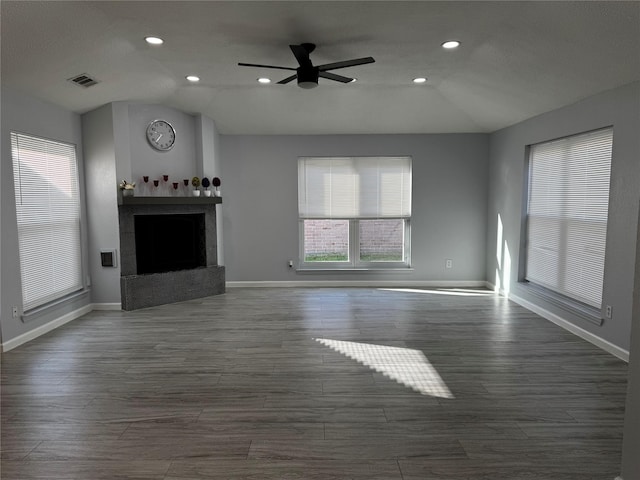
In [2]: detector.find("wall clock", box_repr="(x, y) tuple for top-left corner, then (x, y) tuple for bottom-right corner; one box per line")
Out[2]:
(146, 119), (176, 151)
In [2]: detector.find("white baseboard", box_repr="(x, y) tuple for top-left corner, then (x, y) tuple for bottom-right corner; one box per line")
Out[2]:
(1, 304), (93, 352)
(509, 292), (629, 362)
(226, 280), (489, 289)
(91, 302), (122, 311)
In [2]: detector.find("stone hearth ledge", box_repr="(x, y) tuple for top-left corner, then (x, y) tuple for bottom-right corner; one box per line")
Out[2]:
(121, 266), (225, 311)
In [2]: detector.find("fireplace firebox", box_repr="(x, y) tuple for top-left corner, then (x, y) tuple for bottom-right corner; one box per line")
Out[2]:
(135, 214), (206, 274)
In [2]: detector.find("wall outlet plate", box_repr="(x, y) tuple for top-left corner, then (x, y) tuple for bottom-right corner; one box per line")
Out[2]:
(100, 249), (117, 268)
(445, 259), (453, 269)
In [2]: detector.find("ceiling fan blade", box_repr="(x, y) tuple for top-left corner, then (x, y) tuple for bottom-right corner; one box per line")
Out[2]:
(318, 57), (375, 72)
(277, 74), (298, 84)
(238, 62), (296, 71)
(319, 71), (353, 83)
(289, 44), (313, 67)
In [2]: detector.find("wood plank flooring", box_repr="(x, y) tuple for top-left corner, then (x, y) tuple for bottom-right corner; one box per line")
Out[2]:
(0, 287), (628, 479)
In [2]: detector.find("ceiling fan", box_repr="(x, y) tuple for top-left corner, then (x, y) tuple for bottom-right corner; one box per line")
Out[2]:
(239, 43), (375, 89)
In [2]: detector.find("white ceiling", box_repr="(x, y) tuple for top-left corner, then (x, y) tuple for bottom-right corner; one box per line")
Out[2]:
(2, 1), (639, 135)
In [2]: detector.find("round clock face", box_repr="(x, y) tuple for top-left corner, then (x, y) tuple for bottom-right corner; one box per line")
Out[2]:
(146, 119), (176, 151)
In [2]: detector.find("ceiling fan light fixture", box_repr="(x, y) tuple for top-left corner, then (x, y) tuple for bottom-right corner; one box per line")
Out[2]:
(441, 40), (460, 49)
(186, 75), (200, 82)
(257, 77), (271, 84)
(145, 36), (164, 45)
(297, 67), (319, 89)
(298, 81), (318, 89)
(413, 77), (427, 84)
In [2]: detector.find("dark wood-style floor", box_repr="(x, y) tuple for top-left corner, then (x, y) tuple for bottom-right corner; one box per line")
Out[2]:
(1, 287), (628, 479)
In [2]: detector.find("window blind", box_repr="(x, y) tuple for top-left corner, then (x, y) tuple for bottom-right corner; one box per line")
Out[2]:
(11, 132), (83, 311)
(298, 157), (412, 219)
(525, 128), (613, 308)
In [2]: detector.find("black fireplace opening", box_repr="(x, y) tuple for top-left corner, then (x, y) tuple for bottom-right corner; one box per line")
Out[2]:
(134, 213), (206, 274)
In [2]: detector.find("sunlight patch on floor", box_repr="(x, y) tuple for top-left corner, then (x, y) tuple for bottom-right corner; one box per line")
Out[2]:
(379, 287), (496, 297)
(315, 338), (454, 398)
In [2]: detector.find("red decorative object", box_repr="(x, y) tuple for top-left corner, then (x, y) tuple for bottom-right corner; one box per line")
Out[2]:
(153, 180), (159, 187)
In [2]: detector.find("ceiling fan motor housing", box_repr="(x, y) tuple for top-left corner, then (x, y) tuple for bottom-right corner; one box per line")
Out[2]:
(297, 66), (319, 89)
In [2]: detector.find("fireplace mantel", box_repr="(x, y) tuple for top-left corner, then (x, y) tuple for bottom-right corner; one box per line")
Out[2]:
(120, 196), (222, 206)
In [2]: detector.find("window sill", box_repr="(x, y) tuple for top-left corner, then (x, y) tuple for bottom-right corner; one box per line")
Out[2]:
(516, 282), (603, 326)
(21, 289), (90, 324)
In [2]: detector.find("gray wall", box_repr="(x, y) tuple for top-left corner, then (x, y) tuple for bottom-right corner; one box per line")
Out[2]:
(82, 104), (121, 304)
(196, 114), (224, 264)
(487, 81), (640, 351)
(1, 87), (91, 343)
(127, 104), (197, 184)
(220, 134), (489, 282)
(621, 201), (640, 479)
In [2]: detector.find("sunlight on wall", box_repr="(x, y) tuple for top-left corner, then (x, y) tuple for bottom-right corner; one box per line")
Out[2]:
(503, 242), (512, 295)
(497, 214), (503, 270)
(495, 214), (512, 294)
(315, 338), (454, 398)
(495, 214), (503, 291)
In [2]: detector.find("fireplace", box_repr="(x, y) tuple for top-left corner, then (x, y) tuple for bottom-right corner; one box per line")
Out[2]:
(118, 197), (225, 310)
(135, 214), (206, 274)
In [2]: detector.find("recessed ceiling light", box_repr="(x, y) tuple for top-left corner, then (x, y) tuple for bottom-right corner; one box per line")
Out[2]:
(413, 77), (427, 84)
(257, 77), (271, 84)
(441, 40), (460, 49)
(185, 75), (200, 82)
(145, 36), (164, 45)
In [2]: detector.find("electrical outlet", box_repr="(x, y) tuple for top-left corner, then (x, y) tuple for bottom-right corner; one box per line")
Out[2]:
(12, 306), (18, 318)
(445, 259), (453, 269)
(606, 305), (612, 319)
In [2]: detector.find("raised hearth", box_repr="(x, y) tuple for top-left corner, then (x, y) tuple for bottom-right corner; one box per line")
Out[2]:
(118, 197), (224, 310)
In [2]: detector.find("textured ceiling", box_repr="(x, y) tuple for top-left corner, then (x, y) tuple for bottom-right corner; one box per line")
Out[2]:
(2, 1), (639, 134)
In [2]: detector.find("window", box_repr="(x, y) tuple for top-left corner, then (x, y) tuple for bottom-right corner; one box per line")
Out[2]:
(298, 157), (411, 268)
(11, 132), (83, 311)
(525, 127), (613, 309)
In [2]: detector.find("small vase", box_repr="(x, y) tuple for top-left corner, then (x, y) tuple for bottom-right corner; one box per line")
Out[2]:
(192, 189), (201, 197)
(203, 189), (212, 197)
(214, 188), (221, 197)
(122, 189), (134, 197)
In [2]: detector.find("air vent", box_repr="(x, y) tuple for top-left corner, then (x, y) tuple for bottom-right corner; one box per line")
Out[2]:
(67, 73), (99, 88)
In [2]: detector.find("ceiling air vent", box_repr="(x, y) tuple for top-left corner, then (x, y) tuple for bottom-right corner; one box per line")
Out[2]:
(67, 73), (99, 88)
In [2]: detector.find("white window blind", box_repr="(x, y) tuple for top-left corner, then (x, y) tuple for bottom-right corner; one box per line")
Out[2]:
(11, 132), (83, 311)
(298, 157), (412, 219)
(525, 127), (613, 308)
